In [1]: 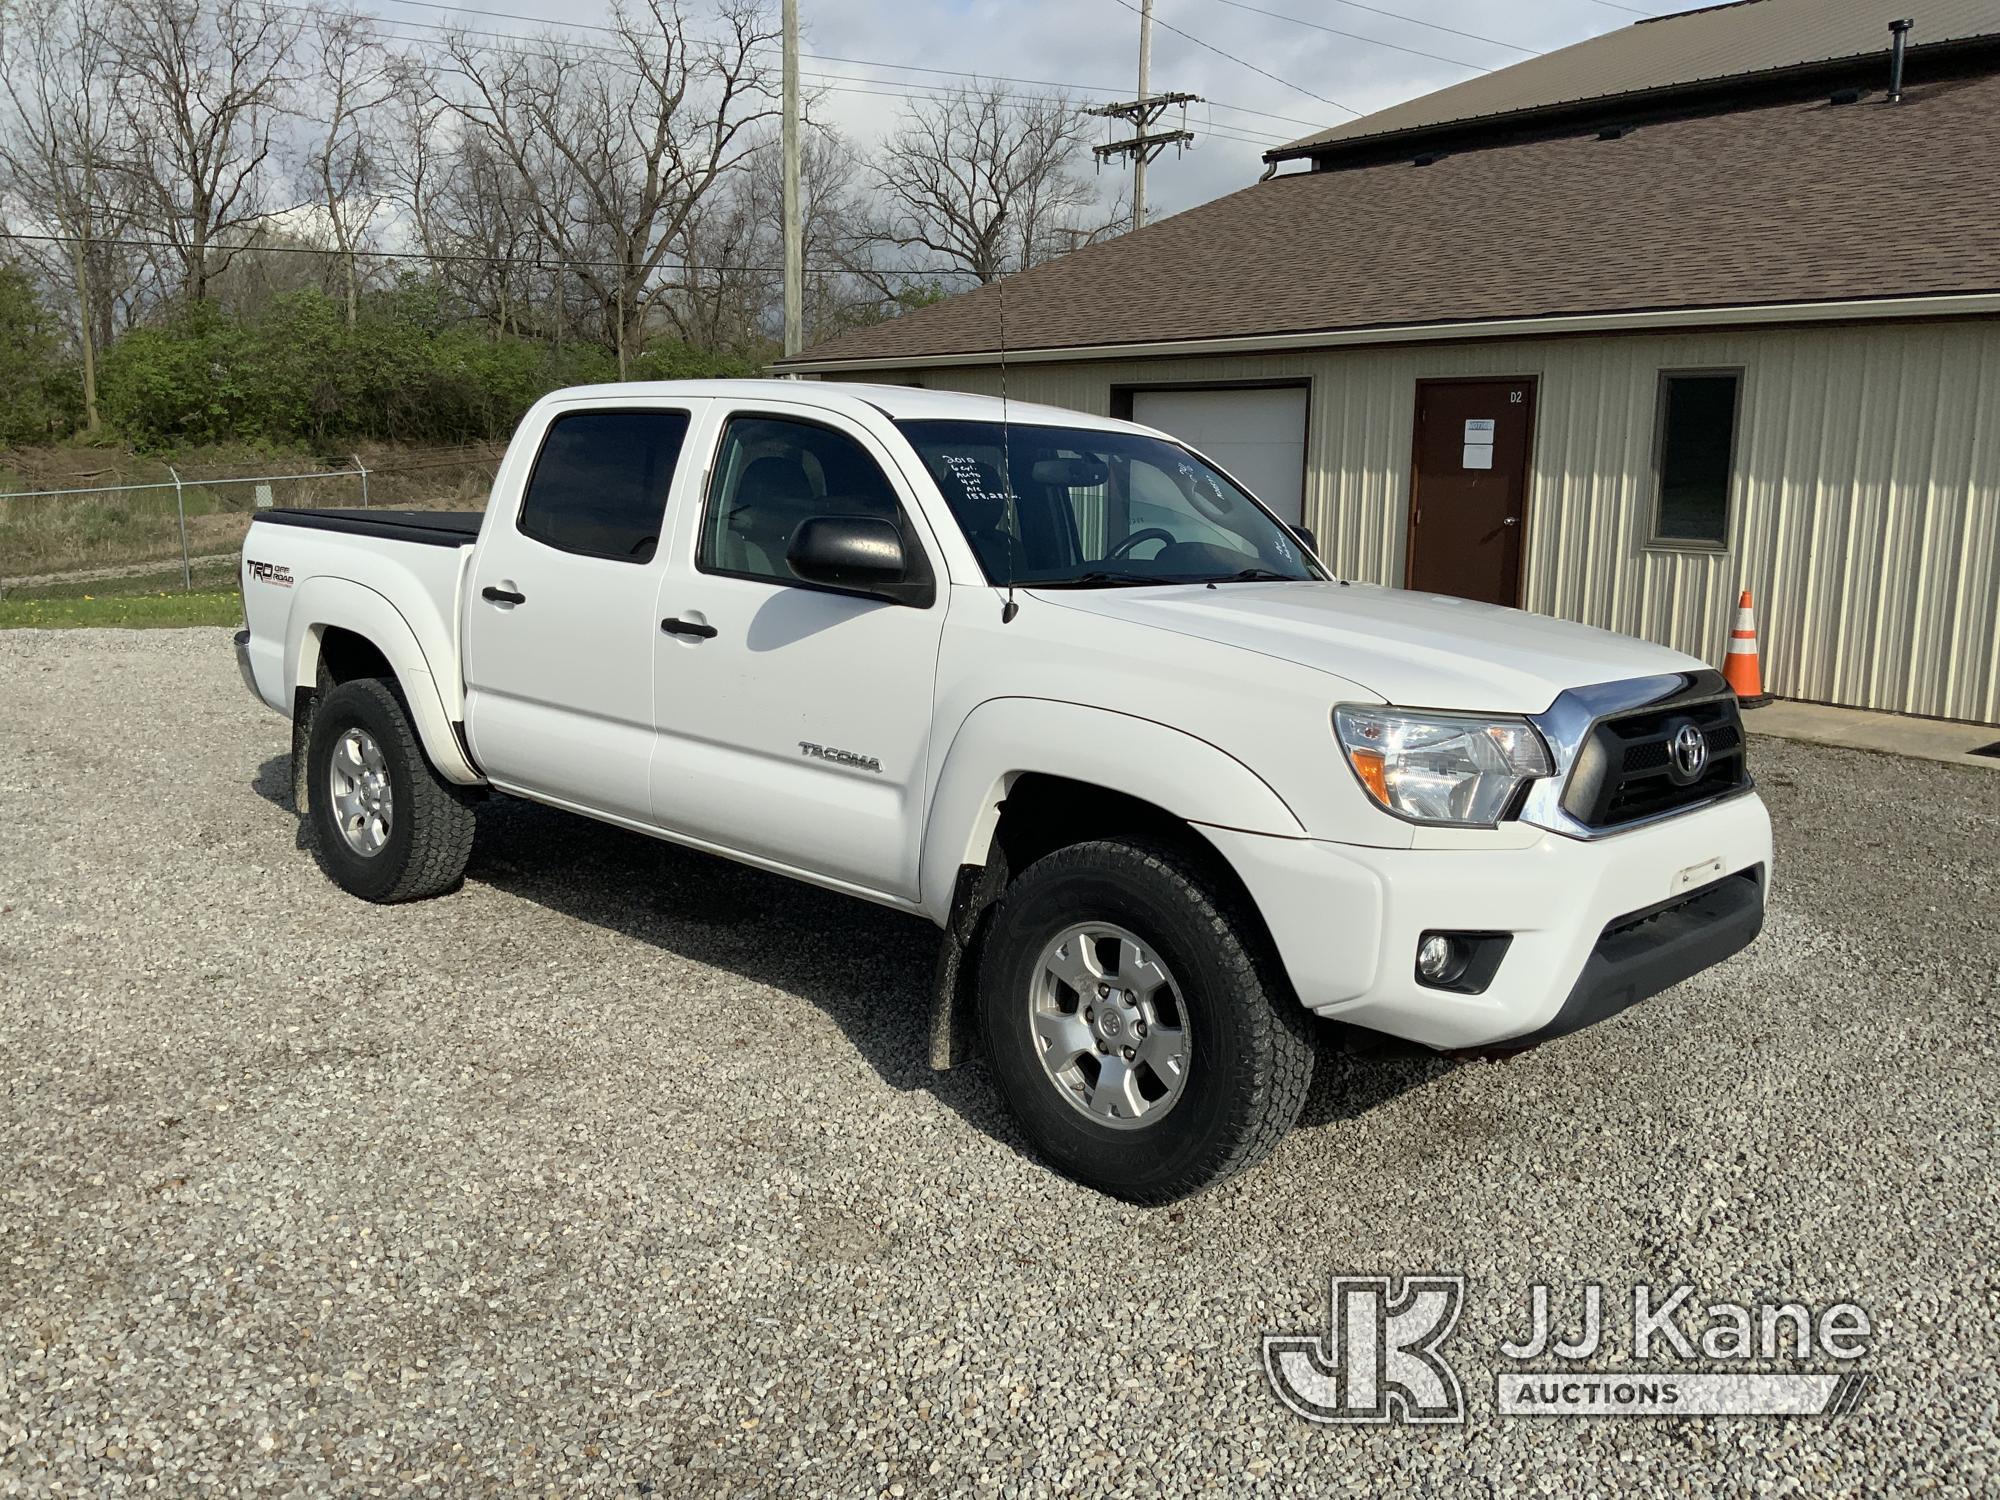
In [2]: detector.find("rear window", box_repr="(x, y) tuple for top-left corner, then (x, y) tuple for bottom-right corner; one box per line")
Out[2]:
(518, 409), (691, 562)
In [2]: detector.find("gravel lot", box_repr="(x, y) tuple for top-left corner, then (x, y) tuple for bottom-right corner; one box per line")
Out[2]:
(2, 628), (1995, 1497)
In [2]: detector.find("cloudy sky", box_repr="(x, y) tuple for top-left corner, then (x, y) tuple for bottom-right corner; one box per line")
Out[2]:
(363, 0), (1719, 221)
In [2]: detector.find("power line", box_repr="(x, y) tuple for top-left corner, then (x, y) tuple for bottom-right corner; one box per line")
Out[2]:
(1106, 0), (1365, 116)
(305, 0), (1307, 146)
(0, 228), (975, 279)
(360, 14), (1288, 144)
(288, 0), (1317, 143)
(360, 0), (1332, 130)
(1198, 0), (1504, 72)
(1242, 0), (1543, 55)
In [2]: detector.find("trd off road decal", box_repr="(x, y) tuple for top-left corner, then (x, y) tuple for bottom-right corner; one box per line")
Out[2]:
(244, 559), (294, 589)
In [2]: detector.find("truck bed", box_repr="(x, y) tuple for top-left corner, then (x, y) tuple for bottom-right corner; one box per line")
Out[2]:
(255, 508), (485, 548)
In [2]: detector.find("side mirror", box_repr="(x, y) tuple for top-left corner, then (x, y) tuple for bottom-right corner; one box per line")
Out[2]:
(1288, 524), (1318, 554)
(787, 515), (934, 607)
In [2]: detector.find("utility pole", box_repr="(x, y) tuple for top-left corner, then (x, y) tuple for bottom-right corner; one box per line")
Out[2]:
(1087, 0), (1197, 232)
(1134, 0), (1154, 227)
(781, 0), (802, 358)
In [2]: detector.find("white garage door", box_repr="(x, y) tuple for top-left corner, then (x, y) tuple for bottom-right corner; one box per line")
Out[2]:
(1130, 386), (1309, 526)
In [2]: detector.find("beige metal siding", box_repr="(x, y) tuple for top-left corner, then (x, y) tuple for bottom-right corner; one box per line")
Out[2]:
(835, 317), (2000, 723)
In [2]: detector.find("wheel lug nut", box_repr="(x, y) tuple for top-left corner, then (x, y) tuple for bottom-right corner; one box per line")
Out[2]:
(1096, 984), (1109, 998)
(1097, 1041), (1110, 1054)
(1123, 1046), (1136, 1061)
(1135, 1021), (1146, 1037)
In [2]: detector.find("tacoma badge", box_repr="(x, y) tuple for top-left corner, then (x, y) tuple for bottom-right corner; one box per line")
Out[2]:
(798, 741), (882, 774)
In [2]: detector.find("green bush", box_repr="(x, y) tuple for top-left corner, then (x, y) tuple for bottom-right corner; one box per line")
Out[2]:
(89, 281), (766, 451)
(98, 302), (255, 446)
(0, 262), (83, 444)
(629, 340), (757, 382)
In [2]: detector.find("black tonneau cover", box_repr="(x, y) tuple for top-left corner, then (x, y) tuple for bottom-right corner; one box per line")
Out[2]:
(255, 507), (484, 548)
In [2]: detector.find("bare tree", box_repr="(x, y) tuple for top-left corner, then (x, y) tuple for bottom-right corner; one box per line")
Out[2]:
(302, 7), (389, 328)
(0, 0), (146, 430)
(673, 122), (872, 353)
(378, 52), (448, 268)
(107, 0), (303, 304)
(440, 0), (781, 377)
(861, 83), (1115, 285)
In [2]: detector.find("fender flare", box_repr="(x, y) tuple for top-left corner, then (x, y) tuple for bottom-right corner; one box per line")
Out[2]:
(286, 576), (483, 786)
(917, 696), (1305, 919)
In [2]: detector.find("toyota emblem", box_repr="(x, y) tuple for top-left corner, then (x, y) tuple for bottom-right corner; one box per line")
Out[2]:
(1668, 723), (1709, 784)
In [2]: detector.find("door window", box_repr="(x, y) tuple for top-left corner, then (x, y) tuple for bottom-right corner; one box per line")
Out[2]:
(699, 414), (927, 587)
(518, 409), (691, 563)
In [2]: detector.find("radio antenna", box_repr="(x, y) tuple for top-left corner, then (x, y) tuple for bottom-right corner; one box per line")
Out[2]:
(998, 273), (1019, 623)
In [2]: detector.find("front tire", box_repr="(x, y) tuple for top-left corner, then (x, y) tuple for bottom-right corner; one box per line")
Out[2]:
(303, 677), (475, 903)
(977, 839), (1315, 1203)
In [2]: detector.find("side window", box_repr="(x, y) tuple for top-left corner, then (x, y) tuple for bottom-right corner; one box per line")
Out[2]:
(1651, 372), (1740, 547)
(518, 409), (691, 562)
(700, 414), (922, 586)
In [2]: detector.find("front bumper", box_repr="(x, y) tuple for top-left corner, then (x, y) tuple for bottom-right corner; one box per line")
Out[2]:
(1203, 790), (1773, 1050)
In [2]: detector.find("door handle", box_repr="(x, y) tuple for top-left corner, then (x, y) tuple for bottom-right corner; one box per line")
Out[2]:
(481, 585), (526, 605)
(1502, 517), (1520, 527)
(660, 617), (718, 639)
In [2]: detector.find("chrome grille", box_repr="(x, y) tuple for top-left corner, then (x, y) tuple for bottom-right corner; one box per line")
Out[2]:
(1560, 694), (1749, 829)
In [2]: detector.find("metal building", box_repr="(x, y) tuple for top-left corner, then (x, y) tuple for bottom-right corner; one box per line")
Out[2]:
(778, 0), (2000, 725)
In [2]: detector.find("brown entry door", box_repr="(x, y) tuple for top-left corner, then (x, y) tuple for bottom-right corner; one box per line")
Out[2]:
(1407, 378), (1536, 605)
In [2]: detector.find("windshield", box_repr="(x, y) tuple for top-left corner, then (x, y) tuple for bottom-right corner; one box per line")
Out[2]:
(895, 419), (1322, 587)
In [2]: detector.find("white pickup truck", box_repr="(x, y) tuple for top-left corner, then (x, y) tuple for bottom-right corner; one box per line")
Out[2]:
(236, 379), (1769, 1201)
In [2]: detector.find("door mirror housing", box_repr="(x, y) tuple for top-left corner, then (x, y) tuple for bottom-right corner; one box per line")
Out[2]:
(787, 515), (934, 607)
(1289, 523), (1317, 554)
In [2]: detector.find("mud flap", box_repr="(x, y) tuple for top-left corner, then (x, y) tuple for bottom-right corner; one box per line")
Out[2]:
(928, 853), (1010, 1070)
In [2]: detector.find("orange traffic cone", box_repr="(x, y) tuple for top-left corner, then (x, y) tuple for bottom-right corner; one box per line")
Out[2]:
(1723, 589), (1772, 707)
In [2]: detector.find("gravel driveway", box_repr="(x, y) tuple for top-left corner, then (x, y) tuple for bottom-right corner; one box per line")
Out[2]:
(2, 629), (1995, 1497)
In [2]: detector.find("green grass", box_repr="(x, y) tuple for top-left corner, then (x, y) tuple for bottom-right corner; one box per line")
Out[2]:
(8, 558), (240, 601)
(0, 590), (242, 629)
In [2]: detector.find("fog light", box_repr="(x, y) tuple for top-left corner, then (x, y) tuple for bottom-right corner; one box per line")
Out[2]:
(1417, 934), (1462, 983)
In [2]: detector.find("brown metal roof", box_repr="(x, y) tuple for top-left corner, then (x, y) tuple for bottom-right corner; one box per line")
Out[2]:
(779, 67), (2000, 369)
(1271, 0), (2000, 160)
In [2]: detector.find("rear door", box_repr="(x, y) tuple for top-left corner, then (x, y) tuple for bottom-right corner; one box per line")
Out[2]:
(1406, 378), (1536, 606)
(463, 397), (706, 824)
(648, 401), (949, 898)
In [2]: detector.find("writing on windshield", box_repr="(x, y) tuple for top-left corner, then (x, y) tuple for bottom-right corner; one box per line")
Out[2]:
(897, 419), (1320, 588)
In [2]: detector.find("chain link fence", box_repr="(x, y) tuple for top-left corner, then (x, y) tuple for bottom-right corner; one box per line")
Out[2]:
(0, 448), (500, 599)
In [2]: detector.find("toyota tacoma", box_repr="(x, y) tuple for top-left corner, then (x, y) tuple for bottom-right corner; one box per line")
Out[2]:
(234, 380), (1769, 1202)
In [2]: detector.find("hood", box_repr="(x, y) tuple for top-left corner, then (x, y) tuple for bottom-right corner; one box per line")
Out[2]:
(1027, 580), (1703, 713)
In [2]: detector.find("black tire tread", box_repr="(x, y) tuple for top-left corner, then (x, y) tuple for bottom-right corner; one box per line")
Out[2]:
(983, 837), (1315, 1203)
(304, 677), (475, 903)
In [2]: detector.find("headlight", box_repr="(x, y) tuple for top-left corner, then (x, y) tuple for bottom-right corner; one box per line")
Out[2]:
(1334, 706), (1552, 826)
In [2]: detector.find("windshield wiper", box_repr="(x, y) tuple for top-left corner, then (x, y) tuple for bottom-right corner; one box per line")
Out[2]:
(1204, 568), (1303, 584)
(1028, 570), (1172, 589)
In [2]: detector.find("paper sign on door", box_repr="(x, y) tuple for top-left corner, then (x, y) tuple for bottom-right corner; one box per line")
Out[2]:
(1463, 417), (1496, 470)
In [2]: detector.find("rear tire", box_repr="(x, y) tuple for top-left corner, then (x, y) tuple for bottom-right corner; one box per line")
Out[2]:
(977, 839), (1315, 1203)
(303, 677), (475, 903)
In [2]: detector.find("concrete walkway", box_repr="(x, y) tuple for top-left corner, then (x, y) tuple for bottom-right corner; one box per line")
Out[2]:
(1744, 699), (2000, 771)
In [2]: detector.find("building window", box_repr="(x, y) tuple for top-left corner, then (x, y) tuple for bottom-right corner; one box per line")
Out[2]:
(1651, 371), (1741, 548)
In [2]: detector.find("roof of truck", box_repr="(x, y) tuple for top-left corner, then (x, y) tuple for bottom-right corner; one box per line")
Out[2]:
(539, 379), (1144, 432)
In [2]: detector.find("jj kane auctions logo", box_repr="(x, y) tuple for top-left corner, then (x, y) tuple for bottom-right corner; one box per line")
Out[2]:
(1265, 1275), (1874, 1424)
